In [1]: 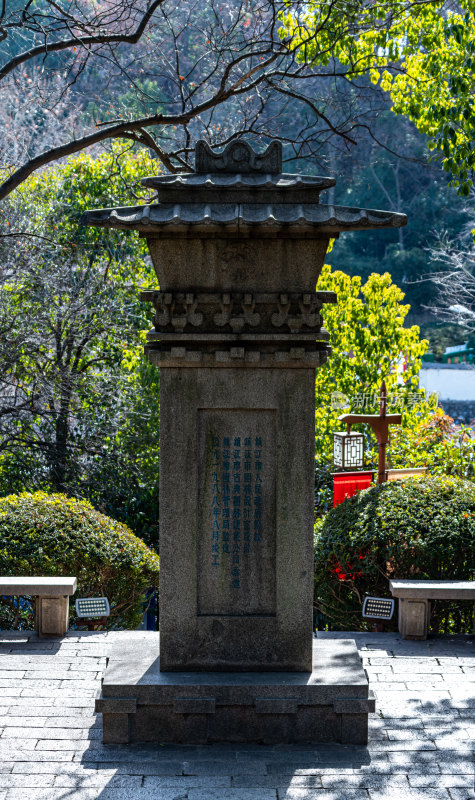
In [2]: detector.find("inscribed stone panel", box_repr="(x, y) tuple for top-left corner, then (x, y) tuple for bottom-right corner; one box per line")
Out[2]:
(197, 409), (276, 616)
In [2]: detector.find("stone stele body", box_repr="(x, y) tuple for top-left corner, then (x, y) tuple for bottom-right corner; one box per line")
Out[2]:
(83, 139), (406, 745)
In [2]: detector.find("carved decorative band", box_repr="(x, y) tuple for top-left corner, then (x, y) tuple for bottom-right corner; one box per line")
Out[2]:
(140, 290), (336, 335)
(146, 345), (331, 369)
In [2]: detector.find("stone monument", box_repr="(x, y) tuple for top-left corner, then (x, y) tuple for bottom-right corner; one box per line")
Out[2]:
(83, 139), (406, 745)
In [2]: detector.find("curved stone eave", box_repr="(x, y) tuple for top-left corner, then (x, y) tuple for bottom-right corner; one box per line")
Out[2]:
(80, 203), (407, 234)
(141, 172), (336, 190)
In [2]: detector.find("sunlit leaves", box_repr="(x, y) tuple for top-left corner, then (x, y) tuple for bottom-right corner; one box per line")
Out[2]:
(0, 149), (161, 544)
(0, 491), (160, 629)
(314, 263), (428, 467)
(314, 475), (475, 630)
(282, 0), (475, 196)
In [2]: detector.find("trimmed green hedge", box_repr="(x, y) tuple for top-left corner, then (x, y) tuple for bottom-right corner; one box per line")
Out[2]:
(0, 492), (160, 630)
(314, 476), (475, 633)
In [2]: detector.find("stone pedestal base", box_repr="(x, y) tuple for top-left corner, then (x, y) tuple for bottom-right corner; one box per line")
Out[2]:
(96, 635), (374, 746)
(397, 597), (430, 640)
(36, 595), (69, 637)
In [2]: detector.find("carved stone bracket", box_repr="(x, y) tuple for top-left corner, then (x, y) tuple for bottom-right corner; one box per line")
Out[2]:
(214, 293), (260, 332)
(270, 293), (325, 332)
(241, 294), (261, 328)
(150, 292), (203, 331)
(271, 295), (291, 328)
(141, 290), (335, 336)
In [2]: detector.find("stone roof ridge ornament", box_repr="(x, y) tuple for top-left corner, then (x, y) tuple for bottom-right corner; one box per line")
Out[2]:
(195, 139), (282, 174)
(81, 133), (407, 230)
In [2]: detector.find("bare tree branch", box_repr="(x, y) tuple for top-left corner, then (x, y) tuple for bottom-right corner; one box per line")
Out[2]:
(0, 0), (440, 202)
(426, 238), (475, 331)
(0, 0), (166, 82)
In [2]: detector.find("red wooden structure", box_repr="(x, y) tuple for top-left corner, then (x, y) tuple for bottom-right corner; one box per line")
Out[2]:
(332, 471), (374, 507)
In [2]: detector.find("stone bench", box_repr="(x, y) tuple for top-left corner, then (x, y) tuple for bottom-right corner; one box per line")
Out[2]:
(0, 577), (77, 637)
(389, 579), (475, 640)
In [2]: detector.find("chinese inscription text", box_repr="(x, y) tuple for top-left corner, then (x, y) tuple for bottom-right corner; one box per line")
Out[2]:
(210, 435), (263, 591)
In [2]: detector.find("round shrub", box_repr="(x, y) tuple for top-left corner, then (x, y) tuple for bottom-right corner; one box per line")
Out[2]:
(0, 491), (160, 630)
(314, 476), (475, 633)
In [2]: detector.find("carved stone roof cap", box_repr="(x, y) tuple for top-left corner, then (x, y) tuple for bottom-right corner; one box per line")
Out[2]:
(142, 141), (336, 204)
(142, 173), (334, 190)
(81, 138), (408, 234)
(142, 171), (336, 204)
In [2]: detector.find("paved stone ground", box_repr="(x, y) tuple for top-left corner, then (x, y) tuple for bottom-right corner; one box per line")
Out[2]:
(0, 630), (473, 800)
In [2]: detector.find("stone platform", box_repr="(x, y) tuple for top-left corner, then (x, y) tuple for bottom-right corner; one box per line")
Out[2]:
(0, 630), (474, 799)
(96, 635), (374, 746)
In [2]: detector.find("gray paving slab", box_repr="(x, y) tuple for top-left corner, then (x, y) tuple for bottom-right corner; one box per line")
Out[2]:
(437, 761), (475, 775)
(368, 740), (438, 751)
(379, 718), (424, 728)
(0, 717), (47, 727)
(320, 775), (409, 789)
(0, 738), (38, 750)
(276, 792), (369, 800)
(11, 763), (95, 775)
(366, 791), (451, 800)
(24, 670), (98, 680)
(144, 776), (233, 789)
(0, 631), (473, 799)
(188, 791), (277, 800)
(232, 776), (325, 789)
(410, 775), (475, 788)
(46, 717), (98, 728)
(0, 749), (75, 762)
(20, 688), (97, 697)
(182, 760), (268, 775)
(91, 762), (188, 775)
(0, 671), (25, 679)
(7, 706), (86, 716)
(5, 792), (99, 800)
(96, 792), (221, 800)
(0, 775), (55, 788)
(3, 727), (84, 739)
(53, 774), (143, 788)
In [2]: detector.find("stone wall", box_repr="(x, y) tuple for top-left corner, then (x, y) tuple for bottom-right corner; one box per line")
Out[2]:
(439, 400), (475, 427)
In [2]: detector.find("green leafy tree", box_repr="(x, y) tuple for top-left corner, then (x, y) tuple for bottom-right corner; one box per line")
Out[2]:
(0, 147), (161, 546)
(282, 0), (475, 196)
(388, 407), (475, 479)
(1, 0), (452, 200)
(314, 476), (475, 632)
(0, 492), (160, 630)
(315, 264), (428, 456)
(314, 263), (430, 510)
(314, 263), (475, 512)
(326, 110), (471, 314)
(364, 3), (475, 197)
